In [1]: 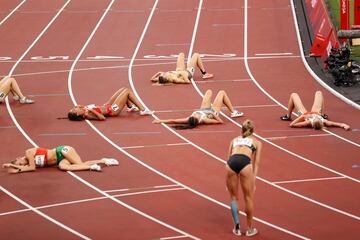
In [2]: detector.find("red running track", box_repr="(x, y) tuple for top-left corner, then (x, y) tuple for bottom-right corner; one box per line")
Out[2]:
(0, 0), (359, 239)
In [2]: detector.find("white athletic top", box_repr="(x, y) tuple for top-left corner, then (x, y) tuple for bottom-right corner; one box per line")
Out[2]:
(232, 137), (256, 152)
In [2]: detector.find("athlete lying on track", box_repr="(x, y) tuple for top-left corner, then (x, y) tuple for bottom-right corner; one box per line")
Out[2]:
(152, 89), (243, 129)
(2, 146), (119, 173)
(0, 76), (34, 104)
(67, 87), (154, 121)
(226, 119), (261, 236)
(150, 52), (213, 84)
(280, 91), (350, 130)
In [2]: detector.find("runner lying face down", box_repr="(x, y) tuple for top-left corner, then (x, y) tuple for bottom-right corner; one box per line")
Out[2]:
(2, 146), (119, 173)
(0, 76), (34, 104)
(152, 89), (243, 129)
(150, 52), (213, 84)
(280, 91), (350, 130)
(67, 87), (154, 121)
(226, 119), (261, 236)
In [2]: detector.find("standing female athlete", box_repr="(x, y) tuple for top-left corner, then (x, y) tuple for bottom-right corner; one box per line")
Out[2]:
(226, 119), (261, 236)
(2, 145), (119, 173)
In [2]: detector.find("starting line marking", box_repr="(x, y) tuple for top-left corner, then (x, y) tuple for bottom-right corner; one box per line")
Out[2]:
(273, 176), (346, 185)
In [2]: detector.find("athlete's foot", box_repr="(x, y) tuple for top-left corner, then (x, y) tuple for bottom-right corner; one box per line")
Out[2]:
(126, 105), (139, 112)
(19, 97), (34, 104)
(245, 228), (258, 237)
(102, 158), (119, 166)
(231, 110), (244, 118)
(90, 164), (102, 171)
(232, 224), (241, 236)
(140, 109), (154, 115)
(202, 73), (214, 79)
(280, 114), (291, 121)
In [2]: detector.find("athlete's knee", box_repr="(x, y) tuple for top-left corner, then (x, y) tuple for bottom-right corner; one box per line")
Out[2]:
(315, 90), (323, 97)
(58, 164), (68, 171)
(218, 90), (226, 96)
(179, 52), (185, 56)
(290, 92), (299, 98)
(205, 89), (213, 95)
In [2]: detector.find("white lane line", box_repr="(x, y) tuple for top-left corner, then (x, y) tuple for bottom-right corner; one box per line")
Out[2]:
(255, 52), (293, 56)
(0, 186), (90, 240)
(0, 0), (26, 26)
(67, 1), (199, 239)
(126, 0), (310, 239)
(0, 186), (185, 217)
(160, 236), (188, 240)
(121, 143), (189, 150)
(273, 176), (347, 185)
(2, 1), (91, 239)
(264, 133), (331, 140)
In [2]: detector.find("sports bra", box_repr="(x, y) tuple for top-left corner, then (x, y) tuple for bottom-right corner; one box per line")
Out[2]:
(300, 112), (324, 123)
(232, 137), (256, 153)
(191, 108), (216, 123)
(34, 148), (48, 167)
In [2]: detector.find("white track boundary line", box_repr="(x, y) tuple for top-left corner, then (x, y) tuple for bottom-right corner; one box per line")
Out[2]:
(243, 1), (360, 148)
(127, 0), (309, 239)
(290, 0), (360, 110)
(2, 1), (91, 239)
(0, 186), (91, 240)
(67, 1), (199, 239)
(0, 0), (26, 26)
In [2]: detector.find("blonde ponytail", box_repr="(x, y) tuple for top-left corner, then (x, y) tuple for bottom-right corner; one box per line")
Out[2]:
(242, 119), (254, 137)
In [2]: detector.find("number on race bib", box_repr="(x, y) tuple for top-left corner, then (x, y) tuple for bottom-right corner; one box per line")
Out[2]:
(35, 155), (45, 167)
(111, 104), (119, 111)
(62, 147), (69, 153)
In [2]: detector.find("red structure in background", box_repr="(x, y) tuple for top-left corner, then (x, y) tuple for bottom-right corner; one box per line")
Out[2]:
(340, 0), (350, 31)
(305, 0), (340, 59)
(354, 0), (360, 25)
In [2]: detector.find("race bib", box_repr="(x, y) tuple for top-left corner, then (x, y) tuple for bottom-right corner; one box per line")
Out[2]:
(111, 104), (119, 111)
(234, 137), (252, 147)
(35, 155), (45, 167)
(61, 146), (70, 153)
